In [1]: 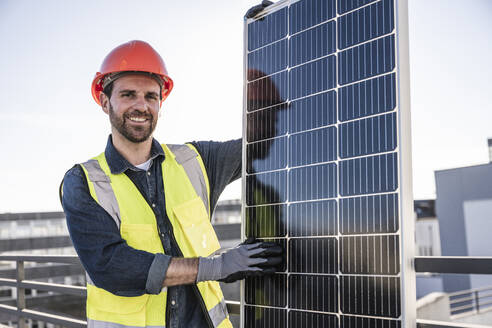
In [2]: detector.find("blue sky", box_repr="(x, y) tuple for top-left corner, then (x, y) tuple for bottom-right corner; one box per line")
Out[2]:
(0, 0), (491, 213)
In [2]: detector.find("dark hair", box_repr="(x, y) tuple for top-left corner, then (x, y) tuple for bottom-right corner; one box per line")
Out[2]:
(103, 83), (114, 100)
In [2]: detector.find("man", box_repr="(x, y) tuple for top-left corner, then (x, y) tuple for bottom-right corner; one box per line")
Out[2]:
(61, 40), (282, 328)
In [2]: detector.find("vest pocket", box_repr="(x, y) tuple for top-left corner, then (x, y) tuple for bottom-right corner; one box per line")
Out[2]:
(172, 196), (220, 256)
(120, 224), (163, 254)
(87, 284), (149, 314)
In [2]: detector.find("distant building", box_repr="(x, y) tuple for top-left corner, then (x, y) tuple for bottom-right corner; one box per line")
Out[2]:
(0, 211), (83, 285)
(435, 161), (492, 293)
(414, 199), (441, 257)
(211, 199), (241, 224)
(413, 199), (444, 299)
(0, 212), (85, 327)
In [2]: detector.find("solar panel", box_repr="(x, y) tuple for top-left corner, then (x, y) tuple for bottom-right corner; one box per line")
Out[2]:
(241, 0), (415, 327)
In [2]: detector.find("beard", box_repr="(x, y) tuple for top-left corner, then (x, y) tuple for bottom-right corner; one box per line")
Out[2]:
(108, 103), (157, 143)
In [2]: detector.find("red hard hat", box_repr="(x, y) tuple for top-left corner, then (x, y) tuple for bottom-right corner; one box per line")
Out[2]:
(91, 40), (174, 106)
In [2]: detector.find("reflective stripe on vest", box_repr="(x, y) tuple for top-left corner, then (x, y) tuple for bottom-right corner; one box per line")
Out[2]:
(167, 144), (210, 214)
(87, 319), (165, 328)
(80, 143), (232, 328)
(82, 159), (121, 229)
(208, 299), (229, 328)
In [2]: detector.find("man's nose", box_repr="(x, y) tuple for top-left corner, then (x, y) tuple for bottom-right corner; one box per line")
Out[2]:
(133, 94), (148, 110)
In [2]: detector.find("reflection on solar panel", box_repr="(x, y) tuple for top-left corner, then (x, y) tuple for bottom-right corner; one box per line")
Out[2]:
(242, 0), (415, 327)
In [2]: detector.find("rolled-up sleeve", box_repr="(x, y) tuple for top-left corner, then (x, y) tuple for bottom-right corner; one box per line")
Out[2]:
(145, 253), (171, 294)
(62, 165), (171, 296)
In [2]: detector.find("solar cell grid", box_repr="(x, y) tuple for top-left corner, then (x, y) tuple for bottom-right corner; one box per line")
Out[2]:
(338, 112), (397, 158)
(289, 274), (338, 312)
(289, 90), (337, 133)
(337, 0), (394, 49)
(289, 55), (337, 100)
(247, 136), (288, 173)
(249, 39), (288, 76)
(338, 34), (396, 85)
(244, 306), (286, 328)
(243, 0), (413, 326)
(289, 126), (337, 167)
(245, 274), (287, 307)
(288, 199), (338, 236)
(247, 103), (288, 142)
(340, 235), (399, 274)
(340, 275), (401, 317)
(290, 311), (339, 328)
(339, 193), (399, 234)
(289, 21), (336, 67)
(338, 73), (396, 122)
(289, 0), (336, 34)
(246, 204), (287, 237)
(246, 170), (287, 205)
(337, 0), (379, 15)
(288, 237), (338, 273)
(247, 71), (289, 111)
(288, 163), (338, 201)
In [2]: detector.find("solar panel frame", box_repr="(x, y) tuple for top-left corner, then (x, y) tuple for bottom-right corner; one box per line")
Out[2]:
(241, 0), (415, 326)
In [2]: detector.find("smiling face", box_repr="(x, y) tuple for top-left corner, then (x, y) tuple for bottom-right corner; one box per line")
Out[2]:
(100, 74), (161, 143)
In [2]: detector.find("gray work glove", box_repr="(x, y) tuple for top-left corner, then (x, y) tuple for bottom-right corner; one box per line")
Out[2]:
(196, 238), (282, 283)
(245, 0), (274, 19)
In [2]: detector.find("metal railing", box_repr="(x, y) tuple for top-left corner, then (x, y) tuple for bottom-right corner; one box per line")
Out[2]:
(448, 285), (492, 316)
(0, 255), (86, 328)
(1, 255), (492, 328)
(415, 256), (492, 274)
(0, 255), (239, 328)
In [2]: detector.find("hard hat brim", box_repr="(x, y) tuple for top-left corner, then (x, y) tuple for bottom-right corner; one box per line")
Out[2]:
(91, 71), (173, 106)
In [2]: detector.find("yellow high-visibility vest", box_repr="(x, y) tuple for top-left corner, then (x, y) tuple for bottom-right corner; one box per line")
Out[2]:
(79, 143), (232, 328)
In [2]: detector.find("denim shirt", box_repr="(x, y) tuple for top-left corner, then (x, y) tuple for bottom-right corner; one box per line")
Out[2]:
(62, 136), (241, 328)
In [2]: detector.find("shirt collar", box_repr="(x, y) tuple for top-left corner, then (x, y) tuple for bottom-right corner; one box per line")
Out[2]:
(105, 135), (165, 174)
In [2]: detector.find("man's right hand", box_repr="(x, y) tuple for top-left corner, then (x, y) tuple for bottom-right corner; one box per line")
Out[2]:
(196, 238), (283, 283)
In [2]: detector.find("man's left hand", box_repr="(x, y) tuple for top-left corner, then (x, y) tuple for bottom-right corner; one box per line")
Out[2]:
(245, 0), (274, 19)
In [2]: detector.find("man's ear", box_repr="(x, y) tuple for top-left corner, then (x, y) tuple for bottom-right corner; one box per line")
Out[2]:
(100, 93), (110, 114)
